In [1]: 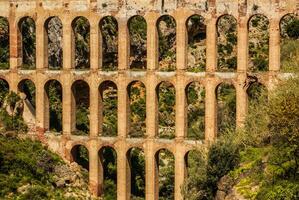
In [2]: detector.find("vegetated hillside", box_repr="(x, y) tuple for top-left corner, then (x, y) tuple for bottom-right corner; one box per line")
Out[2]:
(0, 133), (97, 200)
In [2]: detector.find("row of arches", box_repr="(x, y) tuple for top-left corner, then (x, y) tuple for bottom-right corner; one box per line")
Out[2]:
(0, 78), (267, 139)
(70, 144), (200, 199)
(0, 13), (297, 71)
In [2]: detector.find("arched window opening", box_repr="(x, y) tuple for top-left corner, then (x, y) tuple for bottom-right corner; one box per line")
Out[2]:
(182, 150), (204, 198)
(128, 15), (147, 70)
(0, 17), (9, 69)
(128, 81), (146, 137)
(280, 14), (299, 72)
(45, 80), (62, 133)
(71, 145), (89, 170)
(186, 82), (205, 140)
(99, 81), (117, 136)
(217, 15), (237, 72)
(156, 149), (175, 200)
(127, 147), (145, 199)
(247, 82), (267, 109)
(157, 81), (175, 139)
(72, 17), (90, 70)
(19, 17), (36, 69)
(248, 15), (269, 72)
(18, 79), (36, 110)
(186, 15), (206, 72)
(99, 147), (117, 199)
(45, 17), (63, 70)
(0, 79), (9, 107)
(157, 15), (176, 71)
(100, 16), (118, 71)
(71, 80), (90, 135)
(216, 83), (236, 135)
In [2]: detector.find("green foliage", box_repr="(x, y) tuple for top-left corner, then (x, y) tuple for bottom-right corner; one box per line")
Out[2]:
(129, 16), (147, 70)
(101, 16), (118, 71)
(129, 148), (145, 199)
(0, 17), (9, 69)
(281, 39), (299, 72)
(19, 79), (36, 108)
(102, 84), (117, 136)
(285, 19), (299, 39)
(20, 17), (36, 69)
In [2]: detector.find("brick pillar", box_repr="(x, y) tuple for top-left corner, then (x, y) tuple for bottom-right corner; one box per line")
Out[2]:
(117, 75), (128, 137)
(145, 12), (159, 70)
(62, 17), (72, 70)
(118, 18), (129, 70)
(206, 16), (217, 72)
(90, 20), (99, 70)
(35, 76), (47, 134)
(146, 74), (157, 138)
(36, 18), (46, 70)
(205, 79), (216, 141)
(62, 78), (73, 135)
(175, 147), (185, 200)
(9, 6), (21, 70)
(236, 75), (247, 128)
(237, 17), (248, 72)
(117, 145), (130, 200)
(89, 142), (99, 196)
(89, 78), (99, 137)
(145, 143), (158, 199)
(269, 18), (280, 71)
(175, 13), (187, 71)
(175, 76), (186, 138)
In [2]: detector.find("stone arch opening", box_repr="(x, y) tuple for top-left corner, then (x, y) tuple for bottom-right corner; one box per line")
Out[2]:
(72, 16), (90, 70)
(0, 78), (9, 107)
(248, 14), (269, 72)
(157, 15), (176, 71)
(216, 15), (237, 72)
(247, 82), (267, 108)
(128, 15), (147, 70)
(99, 81), (117, 136)
(216, 83), (236, 135)
(100, 16), (118, 71)
(18, 17), (36, 69)
(71, 80), (90, 135)
(98, 146), (117, 199)
(18, 79), (36, 110)
(155, 148), (175, 200)
(280, 13), (299, 72)
(157, 81), (175, 139)
(186, 82), (205, 140)
(0, 17), (9, 69)
(127, 81), (146, 138)
(186, 14), (206, 72)
(71, 144), (89, 170)
(127, 147), (145, 199)
(44, 80), (62, 133)
(45, 16), (63, 70)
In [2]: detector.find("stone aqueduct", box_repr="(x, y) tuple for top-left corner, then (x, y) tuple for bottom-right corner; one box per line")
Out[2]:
(0, 0), (298, 199)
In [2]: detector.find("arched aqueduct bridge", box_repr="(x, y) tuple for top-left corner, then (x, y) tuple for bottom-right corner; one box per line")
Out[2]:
(0, 0), (297, 199)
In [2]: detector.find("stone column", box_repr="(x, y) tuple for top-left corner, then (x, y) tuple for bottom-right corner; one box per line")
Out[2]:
(145, 12), (159, 70)
(117, 75), (128, 137)
(206, 16), (217, 72)
(89, 142), (99, 196)
(117, 145), (130, 200)
(35, 76), (47, 135)
(146, 74), (157, 138)
(89, 78), (99, 137)
(174, 146), (186, 200)
(62, 78), (73, 135)
(205, 79), (217, 141)
(36, 16), (46, 70)
(237, 17), (248, 72)
(118, 18), (129, 70)
(175, 77), (186, 138)
(62, 17), (72, 70)
(175, 12), (187, 71)
(90, 19), (99, 70)
(145, 143), (158, 199)
(9, 5), (21, 70)
(269, 18), (280, 71)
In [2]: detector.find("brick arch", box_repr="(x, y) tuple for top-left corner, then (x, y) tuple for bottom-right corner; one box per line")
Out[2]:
(70, 144), (89, 170)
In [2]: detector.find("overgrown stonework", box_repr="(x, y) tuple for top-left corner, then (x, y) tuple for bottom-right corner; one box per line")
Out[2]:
(0, 0), (298, 199)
